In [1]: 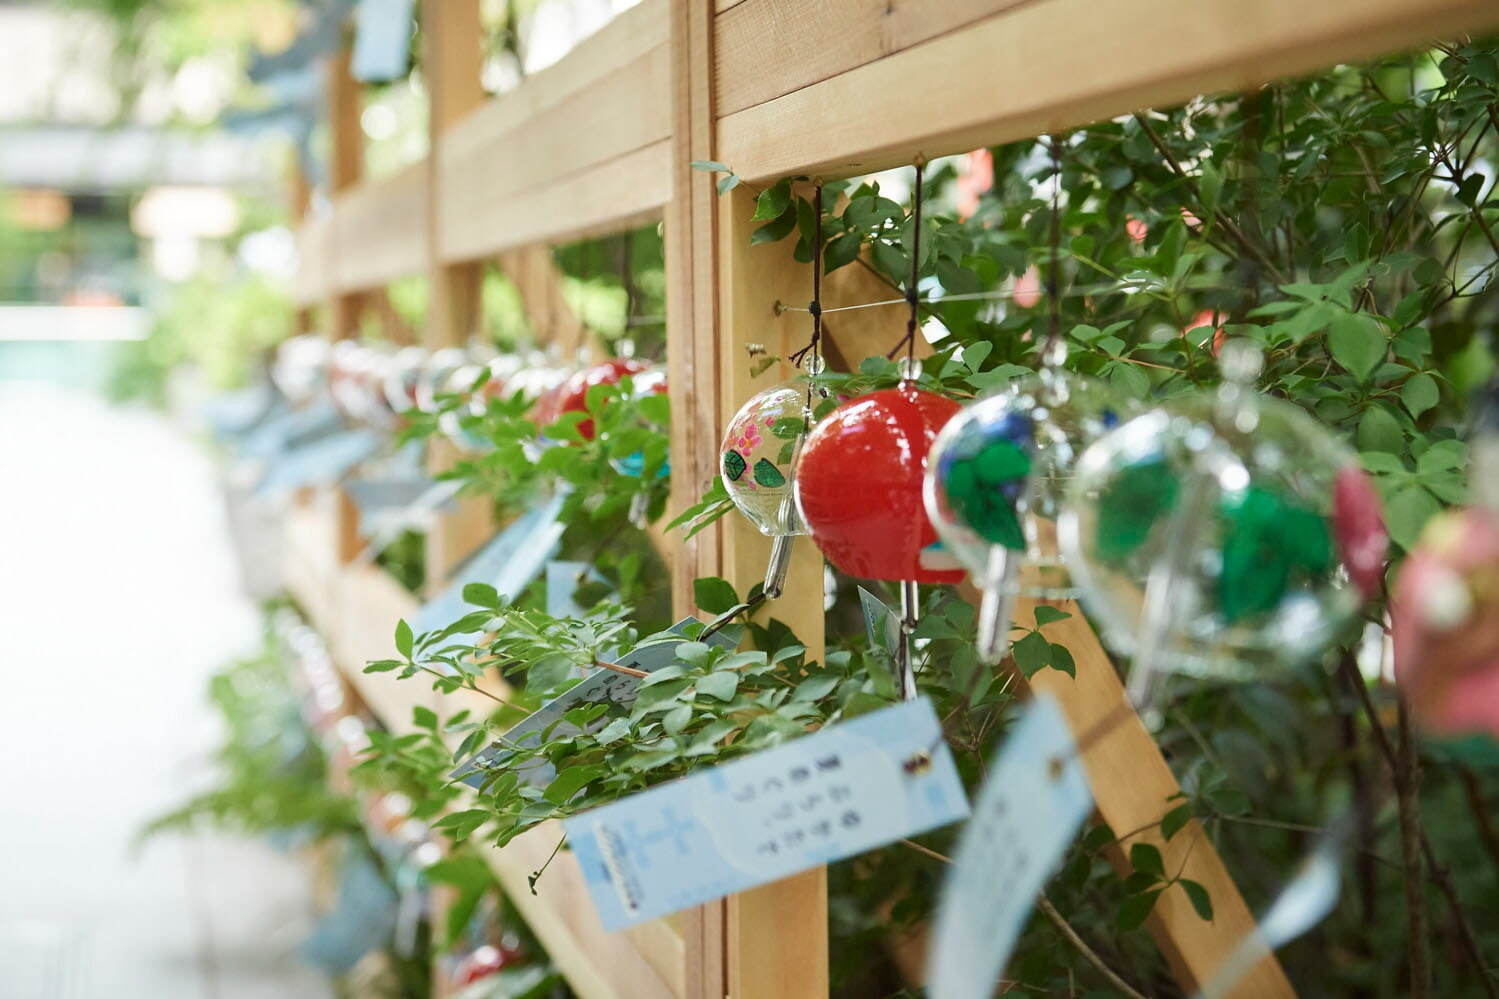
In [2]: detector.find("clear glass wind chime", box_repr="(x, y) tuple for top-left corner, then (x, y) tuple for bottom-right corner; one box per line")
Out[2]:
(718, 184), (832, 606)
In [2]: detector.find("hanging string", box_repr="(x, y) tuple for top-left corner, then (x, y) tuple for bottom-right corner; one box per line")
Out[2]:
(887, 157), (927, 364)
(1041, 135), (1065, 360)
(788, 182), (825, 370)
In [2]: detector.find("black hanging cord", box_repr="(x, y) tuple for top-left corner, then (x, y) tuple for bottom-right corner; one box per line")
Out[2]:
(887, 157), (927, 363)
(788, 182), (825, 369)
(1041, 136), (1065, 358)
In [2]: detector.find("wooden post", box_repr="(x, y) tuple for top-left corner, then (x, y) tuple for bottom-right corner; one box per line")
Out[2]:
(326, 43), (365, 565)
(422, 0), (490, 588)
(716, 183), (830, 999)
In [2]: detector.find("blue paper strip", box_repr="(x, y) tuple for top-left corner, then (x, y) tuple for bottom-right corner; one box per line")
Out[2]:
(256, 428), (383, 496)
(545, 560), (611, 618)
(410, 494), (566, 637)
(563, 697), (969, 931)
(927, 694), (1093, 999)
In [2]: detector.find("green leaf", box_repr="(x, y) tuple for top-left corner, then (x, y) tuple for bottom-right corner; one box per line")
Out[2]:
(1033, 605), (1072, 627)
(1401, 372), (1439, 419)
(395, 619), (414, 659)
(662, 703), (693, 735)
(753, 179), (792, 221)
(462, 582), (500, 609)
(594, 717), (632, 745)
(1327, 313), (1385, 383)
(751, 207), (798, 245)
(690, 160), (729, 172)
(1160, 802), (1193, 841)
(1357, 406), (1405, 454)
(412, 706), (438, 731)
(544, 765), (606, 805)
(823, 232), (862, 272)
(1048, 642), (1075, 678)
(1117, 889), (1162, 931)
(697, 672), (740, 701)
(722, 449), (747, 481)
(528, 652), (575, 691)
(1129, 842), (1165, 877)
(717, 173), (741, 195)
(1180, 878), (1215, 921)
(793, 674), (840, 701)
(694, 576), (740, 614)
(1012, 630), (1052, 677)
(366, 658), (403, 673)
(1385, 486), (1442, 550)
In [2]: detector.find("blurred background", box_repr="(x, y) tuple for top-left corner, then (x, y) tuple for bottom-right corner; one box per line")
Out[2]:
(0, 2), (636, 996)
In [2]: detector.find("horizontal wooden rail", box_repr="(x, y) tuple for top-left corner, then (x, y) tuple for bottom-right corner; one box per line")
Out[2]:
(437, 0), (673, 263)
(329, 162), (429, 294)
(294, 213), (333, 306)
(714, 0), (1499, 182)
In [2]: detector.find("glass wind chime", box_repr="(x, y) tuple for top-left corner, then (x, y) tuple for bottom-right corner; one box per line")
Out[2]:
(719, 185), (832, 602)
(1059, 338), (1389, 717)
(793, 163), (965, 700)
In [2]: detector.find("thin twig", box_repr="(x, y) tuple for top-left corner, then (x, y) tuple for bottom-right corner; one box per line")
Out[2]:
(1458, 766), (1499, 874)
(1418, 828), (1499, 999)
(593, 658), (648, 679)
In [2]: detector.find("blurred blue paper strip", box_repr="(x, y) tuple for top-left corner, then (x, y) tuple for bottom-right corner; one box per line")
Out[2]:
(411, 493), (566, 636)
(927, 694), (1093, 999)
(237, 401), (342, 459)
(301, 849), (398, 976)
(352, 0), (415, 82)
(256, 428), (382, 496)
(563, 697), (969, 931)
(546, 560), (611, 617)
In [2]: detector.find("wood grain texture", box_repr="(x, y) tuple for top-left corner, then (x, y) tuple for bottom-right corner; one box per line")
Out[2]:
(716, 182), (830, 999)
(716, 0), (1499, 183)
(667, 4), (730, 995)
(714, 0), (1026, 118)
(442, 138), (671, 263)
(328, 162), (428, 293)
(437, 0), (672, 264)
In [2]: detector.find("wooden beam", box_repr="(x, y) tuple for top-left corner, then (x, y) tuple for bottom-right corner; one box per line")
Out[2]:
(715, 0), (1499, 183)
(668, 3), (728, 993)
(436, 1), (671, 266)
(329, 163), (429, 294)
(714, 166), (831, 999)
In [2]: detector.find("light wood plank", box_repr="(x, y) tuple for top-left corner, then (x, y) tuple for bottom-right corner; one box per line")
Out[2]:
(294, 213), (332, 306)
(329, 162), (429, 293)
(443, 43), (671, 212)
(423, 0), (493, 584)
(482, 823), (681, 999)
(716, 175), (830, 999)
(667, 4), (728, 991)
(442, 138), (672, 264)
(437, 0), (672, 265)
(714, 0), (1025, 118)
(716, 0), (1499, 183)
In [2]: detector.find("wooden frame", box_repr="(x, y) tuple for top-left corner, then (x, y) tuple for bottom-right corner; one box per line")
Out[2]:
(282, 1), (1499, 996)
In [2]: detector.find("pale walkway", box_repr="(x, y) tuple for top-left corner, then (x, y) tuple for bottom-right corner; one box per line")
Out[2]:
(0, 383), (330, 999)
